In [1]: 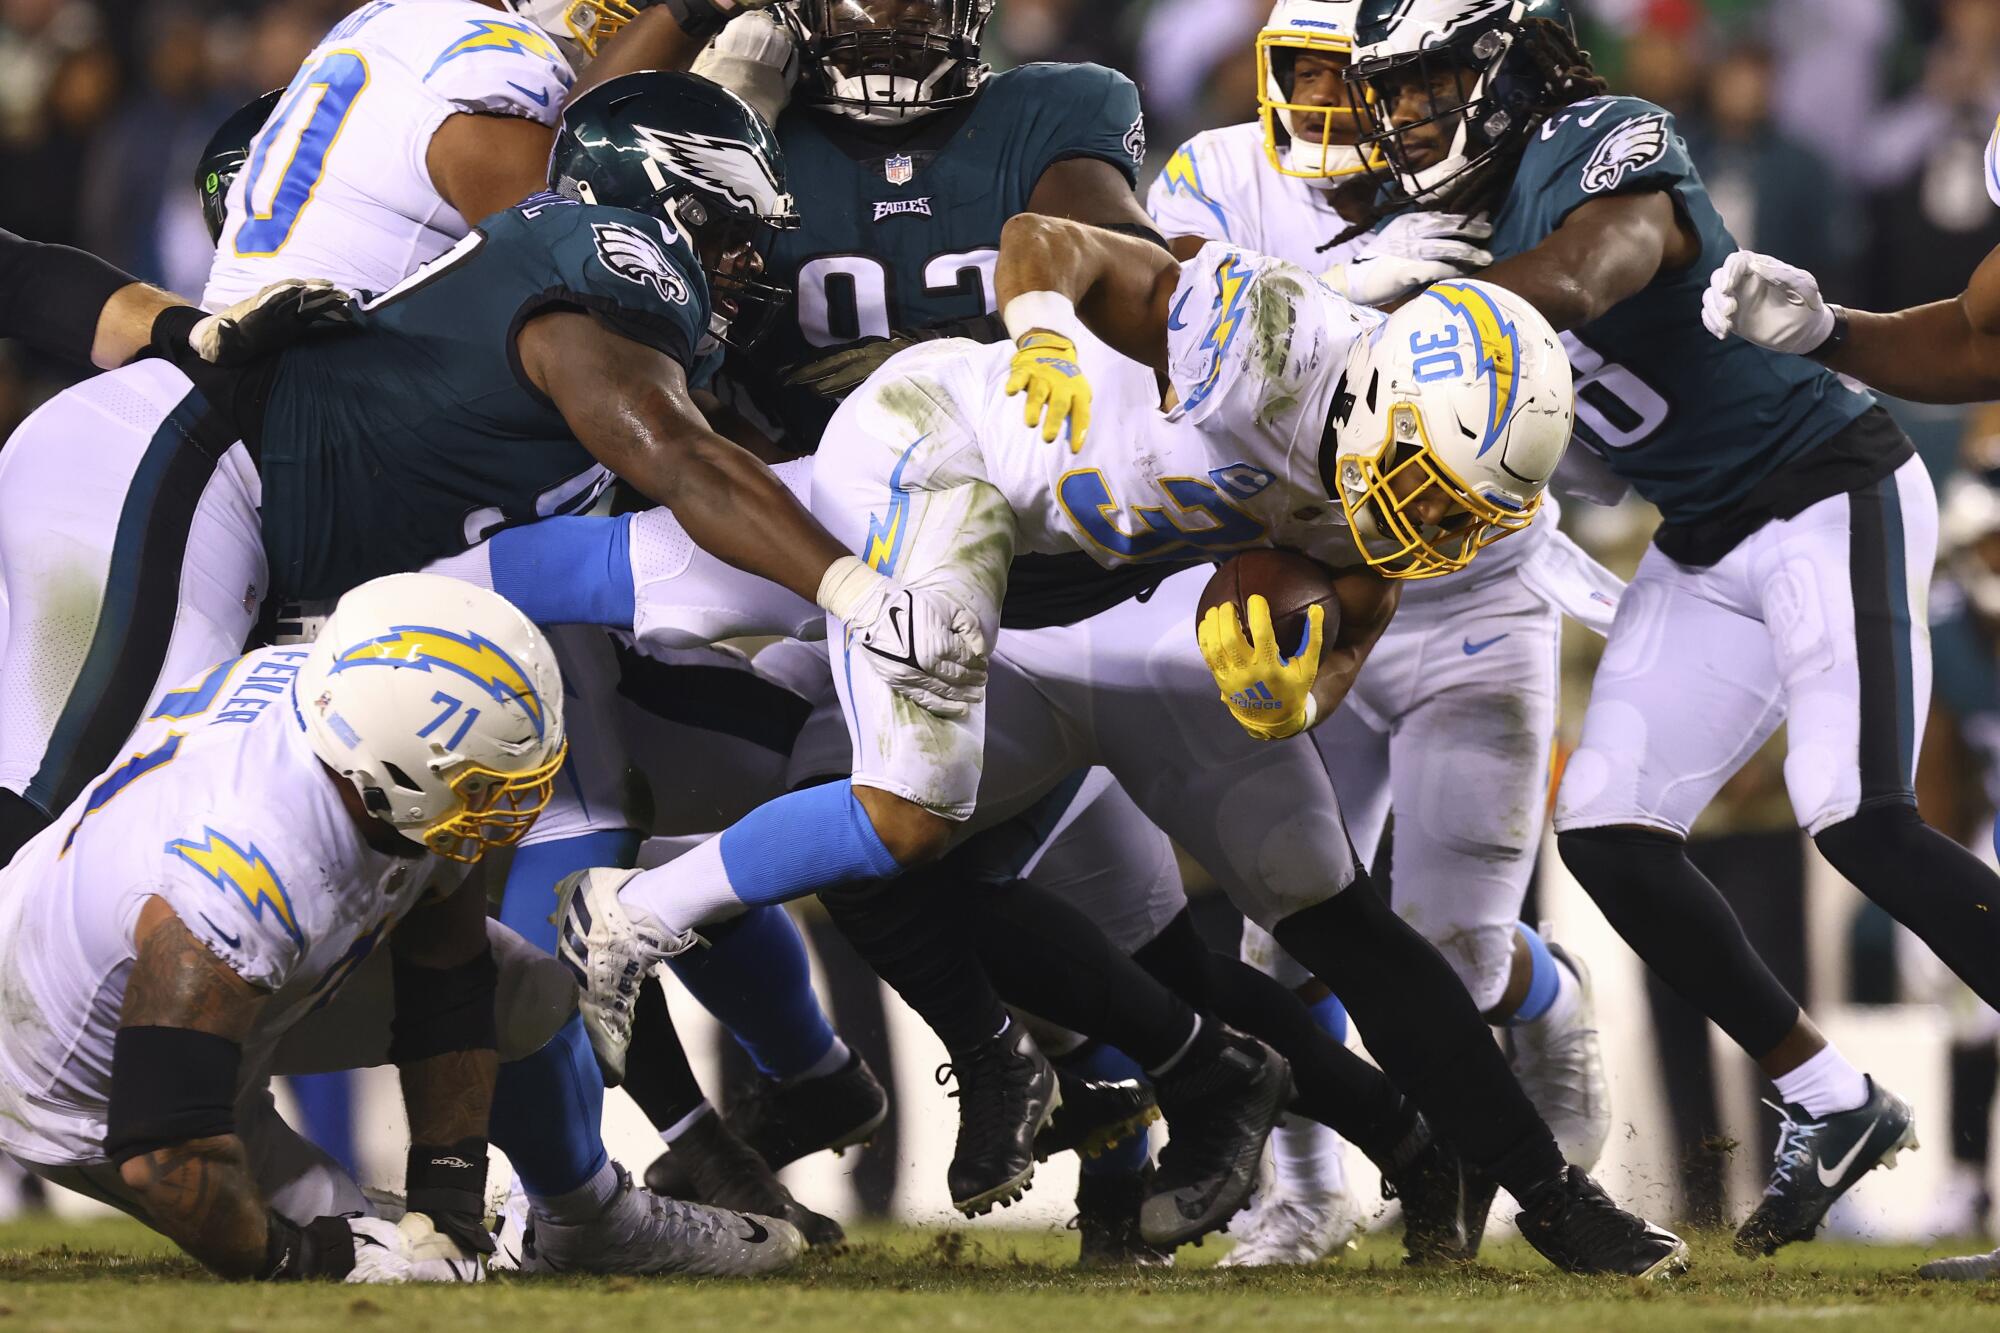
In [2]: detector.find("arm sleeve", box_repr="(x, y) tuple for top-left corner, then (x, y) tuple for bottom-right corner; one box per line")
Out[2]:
(0, 229), (141, 365)
(1024, 63), (1148, 187)
(1147, 136), (1241, 244)
(1514, 97), (1698, 237)
(154, 830), (310, 991)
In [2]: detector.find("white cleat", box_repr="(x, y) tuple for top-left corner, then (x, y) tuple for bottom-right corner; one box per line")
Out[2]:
(1217, 1187), (1359, 1268)
(554, 867), (698, 1084)
(1920, 1247), (2000, 1281)
(1510, 941), (1611, 1170)
(508, 1165), (805, 1277)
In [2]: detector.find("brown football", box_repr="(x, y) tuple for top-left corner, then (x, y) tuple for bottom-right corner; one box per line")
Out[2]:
(1197, 549), (1343, 655)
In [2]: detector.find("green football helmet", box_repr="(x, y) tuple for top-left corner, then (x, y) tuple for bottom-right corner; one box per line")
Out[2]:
(194, 88), (284, 246)
(550, 71), (799, 348)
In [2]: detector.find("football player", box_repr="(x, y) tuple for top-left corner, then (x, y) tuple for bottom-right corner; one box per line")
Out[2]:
(0, 572), (801, 1281)
(553, 204), (1691, 1275)
(1344, 0), (1982, 1255)
(1146, 0), (1618, 1263)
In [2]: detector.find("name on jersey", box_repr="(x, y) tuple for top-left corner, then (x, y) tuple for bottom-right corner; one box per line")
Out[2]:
(216, 649), (313, 725)
(873, 197), (934, 222)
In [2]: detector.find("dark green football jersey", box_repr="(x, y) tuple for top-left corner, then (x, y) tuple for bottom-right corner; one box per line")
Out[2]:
(1485, 96), (1874, 524)
(259, 194), (709, 599)
(747, 61), (1145, 445)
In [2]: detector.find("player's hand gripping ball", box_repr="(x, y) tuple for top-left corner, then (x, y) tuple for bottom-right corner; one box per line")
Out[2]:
(1197, 550), (1342, 741)
(1005, 330), (1092, 452)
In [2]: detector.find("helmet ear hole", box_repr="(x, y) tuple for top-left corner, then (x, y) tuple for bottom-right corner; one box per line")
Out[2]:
(360, 784), (395, 819)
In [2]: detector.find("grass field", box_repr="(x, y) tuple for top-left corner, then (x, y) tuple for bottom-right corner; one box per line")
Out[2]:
(8, 1218), (2000, 1332)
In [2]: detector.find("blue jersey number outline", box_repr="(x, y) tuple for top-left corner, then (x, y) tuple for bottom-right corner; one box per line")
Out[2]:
(1058, 468), (1266, 563)
(234, 50), (371, 257)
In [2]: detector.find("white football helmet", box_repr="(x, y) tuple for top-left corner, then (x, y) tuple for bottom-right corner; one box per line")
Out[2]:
(294, 574), (568, 862)
(1328, 278), (1572, 579)
(1259, 0), (1374, 181)
(1941, 474), (2000, 620)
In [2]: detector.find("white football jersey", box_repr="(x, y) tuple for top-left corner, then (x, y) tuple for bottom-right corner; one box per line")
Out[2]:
(1150, 126), (1552, 592)
(1987, 111), (2000, 208)
(1148, 124), (1362, 270)
(952, 244), (1377, 572)
(201, 0), (573, 311)
(0, 646), (459, 1165)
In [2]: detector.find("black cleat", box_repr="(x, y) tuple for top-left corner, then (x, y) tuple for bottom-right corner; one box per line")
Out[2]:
(726, 1050), (891, 1172)
(1139, 1030), (1291, 1248)
(1072, 1166), (1175, 1268)
(942, 1022), (1061, 1216)
(1517, 1166), (1689, 1278)
(1037, 1067), (1161, 1163)
(641, 1109), (845, 1248)
(1377, 1116), (1495, 1265)
(1734, 1076), (1916, 1257)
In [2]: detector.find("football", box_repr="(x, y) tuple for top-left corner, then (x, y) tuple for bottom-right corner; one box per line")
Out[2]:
(1196, 549), (1343, 654)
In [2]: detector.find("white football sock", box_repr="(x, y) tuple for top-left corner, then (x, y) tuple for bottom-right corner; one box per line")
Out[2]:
(1270, 1114), (1345, 1200)
(619, 836), (748, 937)
(1772, 1043), (1870, 1118)
(795, 1036), (853, 1083)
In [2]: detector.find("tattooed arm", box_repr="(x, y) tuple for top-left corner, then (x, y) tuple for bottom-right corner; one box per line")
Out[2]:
(114, 896), (271, 1278)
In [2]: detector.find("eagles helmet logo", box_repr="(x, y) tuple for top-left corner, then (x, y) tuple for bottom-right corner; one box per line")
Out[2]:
(590, 220), (691, 306)
(1124, 112), (1147, 167)
(1579, 113), (1670, 194)
(631, 123), (793, 218)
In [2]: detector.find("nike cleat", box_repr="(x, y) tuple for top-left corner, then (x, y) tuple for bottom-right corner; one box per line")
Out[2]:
(941, 1021), (1061, 1216)
(1072, 1166), (1175, 1268)
(1379, 1118), (1496, 1265)
(642, 1108), (844, 1248)
(1140, 1030), (1291, 1248)
(1517, 1166), (1689, 1278)
(510, 1165), (805, 1276)
(1037, 1067), (1161, 1163)
(727, 1049), (890, 1172)
(1734, 1077), (1917, 1257)
(1509, 942), (1612, 1171)
(553, 867), (698, 1085)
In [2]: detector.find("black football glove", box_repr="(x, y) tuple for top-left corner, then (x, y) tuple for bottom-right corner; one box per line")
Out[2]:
(187, 279), (358, 366)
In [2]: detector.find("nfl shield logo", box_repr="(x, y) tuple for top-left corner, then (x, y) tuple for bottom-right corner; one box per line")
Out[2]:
(885, 153), (914, 186)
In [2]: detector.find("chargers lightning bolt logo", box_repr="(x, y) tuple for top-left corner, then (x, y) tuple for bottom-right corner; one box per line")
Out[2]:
(167, 829), (303, 949)
(1423, 282), (1521, 457)
(330, 626), (546, 738)
(425, 19), (563, 78)
(1185, 255), (1254, 413)
(863, 436), (927, 574)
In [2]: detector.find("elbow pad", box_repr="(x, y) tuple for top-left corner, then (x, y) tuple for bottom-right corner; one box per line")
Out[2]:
(105, 1026), (241, 1164)
(388, 946), (499, 1063)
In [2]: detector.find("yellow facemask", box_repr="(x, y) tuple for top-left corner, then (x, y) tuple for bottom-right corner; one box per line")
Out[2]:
(1334, 405), (1540, 580)
(422, 742), (569, 862)
(555, 0), (641, 58)
(1257, 29), (1380, 181)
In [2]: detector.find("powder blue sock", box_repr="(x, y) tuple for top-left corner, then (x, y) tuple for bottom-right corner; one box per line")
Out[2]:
(716, 780), (904, 905)
(500, 829), (644, 955)
(1306, 991), (1349, 1044)
(287, 1071), (358, 1176)
(1059, 1042), (1153, 1177)
(1508, 922), (1563, 1025)
(668, 904), (838, 1080)
(487, 515), (635, 628)
(491, 1015), (609, 1199)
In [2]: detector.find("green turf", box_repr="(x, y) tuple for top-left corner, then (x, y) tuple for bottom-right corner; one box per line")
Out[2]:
(7, 1217), (2000, 1332)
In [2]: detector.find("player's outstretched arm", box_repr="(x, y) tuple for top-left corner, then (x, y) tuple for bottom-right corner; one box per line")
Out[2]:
(112, 897), (272, 1278)
(1705, 244), (2000, 403)
(994, 213), (1181, 373)
(1475, 191), (1699, 333)
(521, 310), (988, 714)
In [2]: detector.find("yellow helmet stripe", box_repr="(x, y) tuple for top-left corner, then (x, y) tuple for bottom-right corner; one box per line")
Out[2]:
(331, 626), (545, 738)
(1423, 282), (1521, 459)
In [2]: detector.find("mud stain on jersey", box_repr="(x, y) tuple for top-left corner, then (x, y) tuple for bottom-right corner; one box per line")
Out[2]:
(27, 560), (110, 727)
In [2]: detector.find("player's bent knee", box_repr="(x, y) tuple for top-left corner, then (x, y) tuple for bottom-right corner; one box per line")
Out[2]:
(488, 919), (579, 1062)
(1555, 824), (1685, 897)
(853, 785), (955, 867)
(1810, 801), (1923, 876)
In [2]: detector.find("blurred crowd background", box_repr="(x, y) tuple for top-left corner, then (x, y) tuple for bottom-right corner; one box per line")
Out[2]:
(11, 0), (2000, 1238)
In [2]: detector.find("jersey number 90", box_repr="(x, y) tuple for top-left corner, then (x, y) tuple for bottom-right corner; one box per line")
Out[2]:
(234, 51), (370, 257)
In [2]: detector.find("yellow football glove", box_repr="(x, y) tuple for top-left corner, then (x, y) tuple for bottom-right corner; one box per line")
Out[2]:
(1197, 595), (1325, 742)
(1005, 330), (1092, 452)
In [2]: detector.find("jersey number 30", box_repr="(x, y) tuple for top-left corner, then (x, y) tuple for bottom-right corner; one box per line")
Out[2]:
(234, 51), (370, 257)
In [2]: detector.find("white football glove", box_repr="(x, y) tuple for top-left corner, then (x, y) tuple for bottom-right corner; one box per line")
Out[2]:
(1319, 212), (1493, 308)
(818, 556), (988, 719)
(344, 1213), (485, 1284)
(190, 278), (356, 365)
(693, 8), (798, 126)
(1701, 250), (1836, 354)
